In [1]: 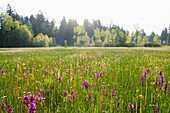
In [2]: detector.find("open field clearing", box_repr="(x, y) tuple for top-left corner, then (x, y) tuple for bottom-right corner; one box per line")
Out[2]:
(0, 47), (169, 113)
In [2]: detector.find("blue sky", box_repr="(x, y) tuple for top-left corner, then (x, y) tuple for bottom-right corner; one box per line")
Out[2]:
(0, 0), (169, 35)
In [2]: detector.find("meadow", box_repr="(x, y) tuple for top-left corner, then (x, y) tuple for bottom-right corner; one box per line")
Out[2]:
(0, 47), (169, 113)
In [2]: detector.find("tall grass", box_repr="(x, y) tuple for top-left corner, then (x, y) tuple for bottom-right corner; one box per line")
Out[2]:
(0, 48), (169, 113)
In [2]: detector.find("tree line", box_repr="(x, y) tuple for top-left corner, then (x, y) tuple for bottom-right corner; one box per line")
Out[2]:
(0, 4), (170, 47)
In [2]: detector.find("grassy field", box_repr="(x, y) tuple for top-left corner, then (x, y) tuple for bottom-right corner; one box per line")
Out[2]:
(0, 47), (169, 113)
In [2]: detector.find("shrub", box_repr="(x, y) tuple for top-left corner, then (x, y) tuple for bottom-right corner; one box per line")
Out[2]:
(144, 42), (161, 47)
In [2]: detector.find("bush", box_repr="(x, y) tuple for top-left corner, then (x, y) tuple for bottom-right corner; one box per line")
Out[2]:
(115, 42), (136, 47)
(126, 42), (136, 47)
(144, 42), (161, 47)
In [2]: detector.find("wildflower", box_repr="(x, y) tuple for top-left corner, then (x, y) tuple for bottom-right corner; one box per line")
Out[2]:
(112, 88), (116, 98)
(70, 91), (76, 102)
(83, 80), (90, 89)
(139, 95), (143, 98)
(88, 93), (93, 101)
(28, 103), (36, 113)
(1, 70), (4, 74)
(163, 83), (167, 93)
(102, 85), (106, 95)
(100, 71), (103, 76)
(41, 89), (45, 95)
(142, 66), (145, 69)
(84, 58), (86, 62)
(72, 76), (75, 80)
(58, 76), (62, 83)
(36, 96), (42, 105)
(160, 76), (164, 83)
(45, 69), (48, 74)
(158, 79), (161, 84)
(0, 101), (6, 111)
(91, 83), (94, 88)
(144, 71), (147, 77)
(154, 81), (158, 87)
(22, 74), (27, 78)
(51, 85), (54, 90)
(98, 63), (100, 66)
(146, 68), (149, 74)
(53, 72), (55, 75)
(131, 82), (134, 87)
(63, 90), (68, 97)
(97, 73), (99, 79)
(7, 104), (12, 113)
(112, 54), (114, 56)
(36, 92), (42, 104)
(159, 70), (163, 76)
(103, 70), (106, 75)
(62, 60), (64, 63)
(23, 96), (30, 107)
(102, 88), (106, 96)
(155, 105), (158, 112)
(37, 91), (41, 97)
(140, 76), (145, 85)
(22, 69), (25, 73)
(129, 103), (134, 110)
(29, 94), (35, 103)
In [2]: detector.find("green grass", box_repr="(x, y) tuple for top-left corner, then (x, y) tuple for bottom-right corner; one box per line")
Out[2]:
(0, 47), (169, 113)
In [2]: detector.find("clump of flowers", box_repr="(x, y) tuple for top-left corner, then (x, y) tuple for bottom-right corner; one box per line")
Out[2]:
(155, 105), (158, 113)
(0, 101), (6, 111)
(23, 96), (30, 107)
(70, 91), (76, 103)
(22, 74), (27, 78)
(45, 69), (48, 74)
(112, 88), (116, 98)
(41, 89), (45, 95)
(102, 85), (106, 96)
(29, 94), (35, 103)
(23, 94), (36, 113)
(28, 103), (36, 113)
(97, 73), (99, 79)
(84, 58), (86, 62)
(159, 70), (163, 76)
(140, 76), (145, 85)
(88, 93), (93, 101)
(1, 70), (4, 74)
(154, 81), (158, 87)
(83, 80), (90, 89)
(146, 68), (149, 74)
(63, 90), (68, 97)
(58, 76), (62, 83)
(163, 83), (167, 94)
(22, 69), (25, 73)
(131, 82), (134, 87)
(144, 71), (147, 77)
(36, 92), (42, 104)
(129, 103), (134, 111)
(7, 104), (12, 113)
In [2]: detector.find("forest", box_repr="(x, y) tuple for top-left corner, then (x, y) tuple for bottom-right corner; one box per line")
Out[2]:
(0, 4), (170, 47)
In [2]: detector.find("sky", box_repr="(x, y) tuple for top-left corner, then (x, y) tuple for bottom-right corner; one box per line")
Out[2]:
(0, 0), (170, 35)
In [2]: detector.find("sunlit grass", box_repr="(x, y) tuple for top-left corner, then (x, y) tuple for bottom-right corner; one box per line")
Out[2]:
(0, 47), (169, 113)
